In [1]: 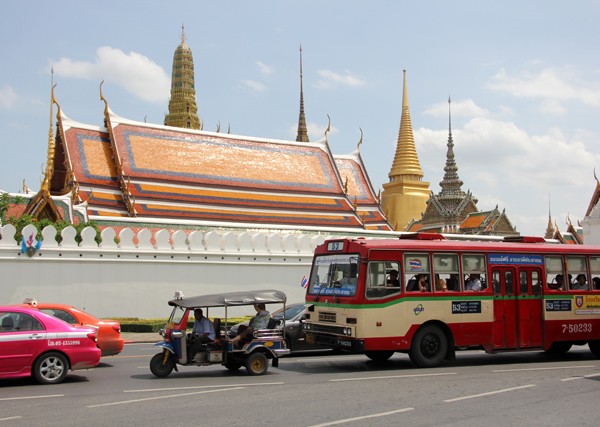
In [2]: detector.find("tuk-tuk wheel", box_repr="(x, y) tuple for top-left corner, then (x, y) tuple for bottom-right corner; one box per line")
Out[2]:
(224, 360), (242, 371)
(245, 352), (268, 375)
(150, 352), (174, 377)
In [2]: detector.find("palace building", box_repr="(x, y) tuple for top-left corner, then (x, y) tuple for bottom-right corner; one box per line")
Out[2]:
(21, 31), (393, 236)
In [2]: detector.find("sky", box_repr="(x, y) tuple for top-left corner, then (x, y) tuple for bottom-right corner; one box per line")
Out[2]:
(1, 1), (600, 237)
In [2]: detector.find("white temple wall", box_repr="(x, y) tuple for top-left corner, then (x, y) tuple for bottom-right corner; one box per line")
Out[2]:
(0, 224), (331, 318)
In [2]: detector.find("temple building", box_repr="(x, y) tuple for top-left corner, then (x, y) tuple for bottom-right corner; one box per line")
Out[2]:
(19, 32), (392, 235)
(380, 70), (431, 230)
(406, 98), (519, 236)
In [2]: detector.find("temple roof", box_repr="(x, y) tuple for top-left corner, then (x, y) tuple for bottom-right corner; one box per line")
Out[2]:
(50, 103), (391, 231)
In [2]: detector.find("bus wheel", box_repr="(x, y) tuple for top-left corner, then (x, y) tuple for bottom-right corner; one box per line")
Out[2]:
(365, 350), (394, 363)
(589, 340), (600, 357)
(245, 352), (268, 375)
(150, 352), (174, 377)
(409, 325), (447, 368)
(546, 342), (572, 355)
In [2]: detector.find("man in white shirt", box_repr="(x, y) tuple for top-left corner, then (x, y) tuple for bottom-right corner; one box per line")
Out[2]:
(465, 273), (482, 291)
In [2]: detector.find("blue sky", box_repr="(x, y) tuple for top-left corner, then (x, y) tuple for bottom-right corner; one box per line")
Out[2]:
(2, 1), (600, 236)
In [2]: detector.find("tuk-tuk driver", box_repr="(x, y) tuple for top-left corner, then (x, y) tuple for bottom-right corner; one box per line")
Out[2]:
(192, 308), (215, 344)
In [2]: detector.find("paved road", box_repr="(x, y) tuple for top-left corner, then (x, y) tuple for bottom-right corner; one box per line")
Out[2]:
(1, 344), (599, 426)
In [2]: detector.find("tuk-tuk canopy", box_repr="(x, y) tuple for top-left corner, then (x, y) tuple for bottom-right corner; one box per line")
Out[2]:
(168, 289), (287, 309)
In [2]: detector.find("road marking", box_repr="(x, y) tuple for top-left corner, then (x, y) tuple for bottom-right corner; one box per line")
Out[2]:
(560, 373), (600, 382)
(307, 407), (414, 427)
(87, 387), (244, 408)
(0, 417), (22, 421)
(0, 394), (64, 402)
(444, 384), (535, 402)
(493, 365), (595, 373)
(330, 372), (457, 382)
(124, 382), (284, 393)
(110, 355), (151, 359)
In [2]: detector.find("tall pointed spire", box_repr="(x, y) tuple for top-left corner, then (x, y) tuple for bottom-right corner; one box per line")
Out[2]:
(438, 96), (466, 201)
(164, 24), (200, 129)
(296, 45), (309, 142)
(545, 196), (555, 239)
(388, 70), (424, 179)
(42, 67), (56, 195)
(381, 69), (430, 231)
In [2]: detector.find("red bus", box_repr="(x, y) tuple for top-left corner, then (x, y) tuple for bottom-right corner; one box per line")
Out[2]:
(303, 233), (600, 367)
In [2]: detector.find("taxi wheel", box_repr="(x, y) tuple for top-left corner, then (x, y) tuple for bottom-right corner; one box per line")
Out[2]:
(150, 352), (174, 377)
(33, 352), (69, 384)
(245, 352), (268, 375)
(409, 325), (448, 368)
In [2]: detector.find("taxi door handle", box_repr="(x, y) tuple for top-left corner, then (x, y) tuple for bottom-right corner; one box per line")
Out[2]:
(29, 333), (43, 340)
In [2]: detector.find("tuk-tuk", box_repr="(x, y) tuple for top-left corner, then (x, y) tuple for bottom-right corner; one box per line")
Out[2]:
(150, 289), (290, 377)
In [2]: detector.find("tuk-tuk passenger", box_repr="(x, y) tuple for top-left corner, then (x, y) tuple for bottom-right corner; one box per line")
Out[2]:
(230, 303), (270, 347)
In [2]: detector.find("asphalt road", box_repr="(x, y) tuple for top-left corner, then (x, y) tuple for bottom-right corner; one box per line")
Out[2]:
(1, 344), (599, 426)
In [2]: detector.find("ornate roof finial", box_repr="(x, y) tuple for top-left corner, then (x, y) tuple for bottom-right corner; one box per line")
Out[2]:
(438, 94), (466, 201)
(181, 23), (186, 43)
(357, 128), (363, 151)
(296, 44), (309, 142)
(41, 68), (57, 194)
(324, 114), (331, 137)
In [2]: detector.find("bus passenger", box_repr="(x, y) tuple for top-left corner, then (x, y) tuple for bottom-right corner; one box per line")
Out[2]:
(548, 274), (565, 291)
(593, 277), (600, 290)
(571, 274), (589, 291)
(465, 273), (482, 291)
(435, 275), (448, 291)
(417, 274), (430, 292)
(387, 270), (400, 287)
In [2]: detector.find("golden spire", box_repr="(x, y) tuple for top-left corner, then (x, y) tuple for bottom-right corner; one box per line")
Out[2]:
(41, 68), (56, 195)
(544, 196), (555, 239)
(165, 26), (200, 129)
(388, 69), (424, 181)
(296, 45), (309, 142)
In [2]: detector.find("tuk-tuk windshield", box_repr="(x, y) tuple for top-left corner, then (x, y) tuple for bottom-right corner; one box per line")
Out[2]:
(169, 305), (187, 326)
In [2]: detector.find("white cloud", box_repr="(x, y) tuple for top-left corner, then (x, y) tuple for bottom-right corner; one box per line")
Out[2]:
(0, 85), (18, 109)
(539, 99), (566, 115)
(488, 67), (600, 108)
(242, 80), (267, 92)
(256, 61), (274, 75)
(52, 46), (170, 103)
(315, 69), (366, 89)
(423, 98), (489, 118)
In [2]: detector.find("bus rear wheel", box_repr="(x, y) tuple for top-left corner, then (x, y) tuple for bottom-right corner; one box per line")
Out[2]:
(546, 342), (572, 355)
(365, 350), (394, 363)
(589, 340), (600, 357)
(409, 325), (447, 368)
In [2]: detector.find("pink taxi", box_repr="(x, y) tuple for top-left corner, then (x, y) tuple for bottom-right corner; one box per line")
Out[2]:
(0, 306), (101, 384)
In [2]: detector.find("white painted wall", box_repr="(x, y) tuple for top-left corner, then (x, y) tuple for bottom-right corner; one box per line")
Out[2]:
(0, 224), (330, 318)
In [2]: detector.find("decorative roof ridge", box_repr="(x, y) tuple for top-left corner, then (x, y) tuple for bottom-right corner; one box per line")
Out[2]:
(108, 109), (328, 148)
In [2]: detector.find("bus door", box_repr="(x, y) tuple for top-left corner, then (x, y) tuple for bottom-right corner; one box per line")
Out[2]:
(516, 267), (543, 348)
(491, 267), (518, 349)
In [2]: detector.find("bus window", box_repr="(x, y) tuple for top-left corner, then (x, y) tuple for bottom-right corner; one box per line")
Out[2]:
(492, 270), (501, 294)
(590, 256), (600, 291)
(520, 271), (528, 294)
(532, 270), (541, 295)
(545, 255), (565, 291)
(308, 254), (359, 297)
(404, 253), (430, 292)
(366, 261), (401, 299)
(463, 254), (486, 291)
(567, 256), (589, 291)
(505, 271), (514, 295)
(433, 253), (459, 292)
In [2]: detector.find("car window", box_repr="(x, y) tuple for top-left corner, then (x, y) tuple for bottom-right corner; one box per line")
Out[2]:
(40, 309), (78, 324)
(16, 313), (44, 331)
(273, 304), (304, 320)
(1, 312), (16, 332)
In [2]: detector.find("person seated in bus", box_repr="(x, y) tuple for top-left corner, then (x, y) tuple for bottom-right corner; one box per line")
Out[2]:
(593, 277), (600, 290)
(230, 303), (270, 347)
(548, 274), (565, 291)
(417, 274), (430, 292)
(465, 273), (482, 291)
(435, 275), (448, 292)
(571, 274), (589, 291)
(387, 270), (400, 287)
(446, 274), (459, 291)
